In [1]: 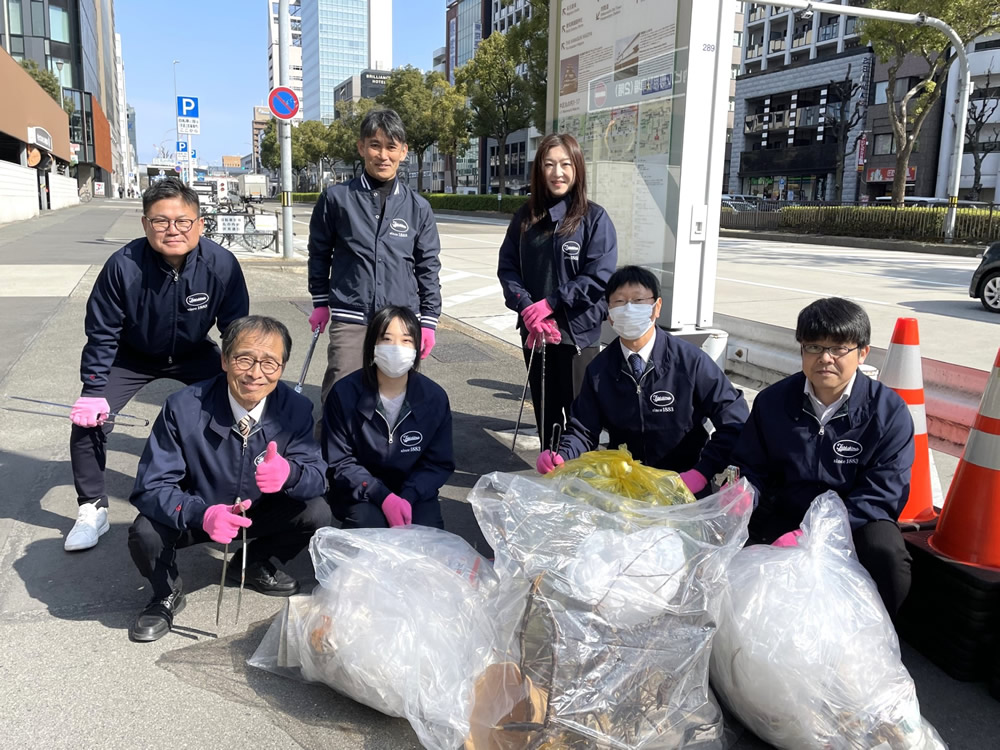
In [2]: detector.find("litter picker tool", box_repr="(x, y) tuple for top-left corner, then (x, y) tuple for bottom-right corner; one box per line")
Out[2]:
(235, 504), (248, 623)
(215, 537), (230, 629)
(216, 500), (250, 631)
(2, 395), (150, 427)
(550, 422), (562, 454)
(295, 327), (322, 394)
(511, 337), (538, 453)
(540, 330), (547, 448)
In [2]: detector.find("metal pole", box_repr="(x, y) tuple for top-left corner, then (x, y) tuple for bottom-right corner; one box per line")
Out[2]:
(750, 1), (971, 241)
(278, 0), (294, 259)
(172, 60), (179, 170)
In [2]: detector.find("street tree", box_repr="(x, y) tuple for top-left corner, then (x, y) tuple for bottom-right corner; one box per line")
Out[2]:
(458, 31), (533, 194)
(378, 66), (442, 191)
(861, 0), (1000, 205)
(435, 79), (473, 192)
(958, 70), (1000, 201)
(297, 119), (331, 190)
(259, 119), (306, 179)
(828, 64), (868, 202)
(328, 98), (378, 178)
(503, 0), (550, 132)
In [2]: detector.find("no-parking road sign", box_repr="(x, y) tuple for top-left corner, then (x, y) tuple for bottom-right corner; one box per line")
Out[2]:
(268, 87), (300, 120)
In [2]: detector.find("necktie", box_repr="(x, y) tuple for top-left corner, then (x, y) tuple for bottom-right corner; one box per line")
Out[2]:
(236, 415), (254, 437)
(628, 353), (645, 382)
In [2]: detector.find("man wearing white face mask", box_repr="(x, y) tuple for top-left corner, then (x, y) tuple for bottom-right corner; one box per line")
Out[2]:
(537, 266), (749, 495)
(322, 306), (455, 528)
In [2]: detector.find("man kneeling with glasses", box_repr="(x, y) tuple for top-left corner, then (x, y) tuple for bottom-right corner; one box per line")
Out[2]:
(65, 177), (249, 552)
(732, 297), (915, 618)
(126, 316), (331, 642)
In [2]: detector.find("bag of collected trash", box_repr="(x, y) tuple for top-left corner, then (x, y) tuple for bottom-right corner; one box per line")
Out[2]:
(549, 445), (695, 506)
(709, 491), (946, 750)
(248, 525), (498, 750)
(465, 471), (752, 749)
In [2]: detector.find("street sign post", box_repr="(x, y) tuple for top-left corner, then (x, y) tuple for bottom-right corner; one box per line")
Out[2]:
(268, 86), (300, 121)
(177, 96), (199, 185)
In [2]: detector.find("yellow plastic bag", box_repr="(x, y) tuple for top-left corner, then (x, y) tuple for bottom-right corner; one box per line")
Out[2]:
(549, 445), (696, 506)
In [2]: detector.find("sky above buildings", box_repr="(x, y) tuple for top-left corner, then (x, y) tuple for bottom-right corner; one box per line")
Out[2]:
(116, 0), (445, 166)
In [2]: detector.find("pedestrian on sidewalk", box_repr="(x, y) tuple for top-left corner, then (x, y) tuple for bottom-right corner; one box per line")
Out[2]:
(127, 316), (330, 642)
(65, 178), (250, 552)
(536, 266), (749, 498)
(730, 297), (915, 617)
(497, 133), (617, 450)
(306, 109), (442, 412)
(322, 306), (454, 529)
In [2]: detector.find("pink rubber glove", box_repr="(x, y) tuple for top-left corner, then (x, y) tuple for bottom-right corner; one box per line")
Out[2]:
(536, 450), (564, 475)
(308, 306), (330, 333)
(256, 441), (291, 493)
(726, 486), (755, 517)
(381, 492), (412, 527)
(420, 327), (436, 360)
(70, 396), (110, 428)
(202, 499), (253, 544)
(773, 529), (804, 548)
(521, 299), (554, 333)
(679, 469), (707, 495)
(524, 323), (561, 349)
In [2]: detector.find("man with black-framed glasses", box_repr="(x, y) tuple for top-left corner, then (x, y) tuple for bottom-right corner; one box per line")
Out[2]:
(65, 178), (249, 552)
(126, 315), (330, 642)
(732, 297), (915, 617)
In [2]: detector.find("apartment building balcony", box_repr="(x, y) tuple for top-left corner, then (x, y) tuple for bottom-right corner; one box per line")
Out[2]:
(748, 6), (766, 23)
(747, 44), (763, 59)
(768, 38), (787, 54)
(792, 30), (813, 48)
(845, 17), (858, 35)
(818, 23), (840, 43)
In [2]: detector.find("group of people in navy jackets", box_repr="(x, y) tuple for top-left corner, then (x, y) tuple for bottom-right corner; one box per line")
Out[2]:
(62, 110), (915, 644)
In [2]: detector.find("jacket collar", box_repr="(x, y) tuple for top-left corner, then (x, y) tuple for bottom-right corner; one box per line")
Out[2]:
(358, 172), (402, 196)
(786, 370), (873, 426)
(612, 327), (671, 382)
(208, 375), (287, 438)
(357, 371), (426, 421)
(145, 237), (201, 277)
(547, 195), (570, 225)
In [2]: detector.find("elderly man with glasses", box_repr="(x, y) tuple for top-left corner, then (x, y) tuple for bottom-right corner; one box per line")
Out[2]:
(731, 297), (915, 618)
(65, 178), (250, 552)
(126, 315), (330, 642)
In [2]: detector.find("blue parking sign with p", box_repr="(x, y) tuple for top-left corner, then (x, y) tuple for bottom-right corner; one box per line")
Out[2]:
(176, 141), (188, 153)
(177, 96), (199, 118)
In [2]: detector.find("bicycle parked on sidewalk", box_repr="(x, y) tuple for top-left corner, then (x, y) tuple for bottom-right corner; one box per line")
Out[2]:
(78, 186), (92, 203)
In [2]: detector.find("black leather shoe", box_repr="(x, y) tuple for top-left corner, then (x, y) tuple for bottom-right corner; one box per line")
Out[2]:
(129, 587), (185, 642)
(228, 560), (299, 596)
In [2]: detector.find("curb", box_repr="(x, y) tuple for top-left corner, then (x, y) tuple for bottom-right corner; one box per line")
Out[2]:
(720, 229), (985, 257)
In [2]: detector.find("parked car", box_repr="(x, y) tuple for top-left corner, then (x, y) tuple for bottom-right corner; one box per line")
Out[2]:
(722, 199), (756, 212)
(970, 241), (1000, 313)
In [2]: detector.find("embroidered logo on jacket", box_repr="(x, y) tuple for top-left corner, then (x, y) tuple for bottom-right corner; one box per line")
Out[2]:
(399, 430), (423, 453)
(833, 439), (863, 464)
(185, 292), (210, 311)
(389, 218), (409, 237)
(650, 390), (675, 413)
(254, 449), (268, 466)
(562, 240), (581, 257)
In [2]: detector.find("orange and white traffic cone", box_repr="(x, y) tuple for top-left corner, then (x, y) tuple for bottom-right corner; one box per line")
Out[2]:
(879, 317), (937, 526)
(929, 348), (1000, 570)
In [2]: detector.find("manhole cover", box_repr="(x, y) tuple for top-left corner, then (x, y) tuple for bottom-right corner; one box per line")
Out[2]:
(430, 342), (495, 363)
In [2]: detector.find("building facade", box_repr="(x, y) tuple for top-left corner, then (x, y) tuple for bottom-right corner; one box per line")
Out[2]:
(301, 0), (391, 123)
(333, 68), (390, 113)
(445, 0), (487, 192)
(250, 106), (271, 173)
(267, 0), (303, 124)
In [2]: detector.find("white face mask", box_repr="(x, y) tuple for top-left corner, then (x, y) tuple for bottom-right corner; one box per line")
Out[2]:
(373, 344), (416, 378)
(609, 303), (654, 341)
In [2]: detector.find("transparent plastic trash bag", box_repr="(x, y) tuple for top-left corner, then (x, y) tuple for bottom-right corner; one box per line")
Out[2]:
(249, 525), (498, 750)
(709, 491), (946, 750)
(549, 445), (696, 506)
(465, 471), (753, 749)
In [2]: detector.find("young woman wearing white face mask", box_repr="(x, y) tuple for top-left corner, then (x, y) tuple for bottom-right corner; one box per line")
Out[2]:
(322, 306), (455, 529)
(497, 133), (618, 453)
(537, 266), (750, 498)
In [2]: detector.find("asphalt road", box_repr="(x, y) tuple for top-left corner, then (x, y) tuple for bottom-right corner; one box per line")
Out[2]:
(0, 202), (997, 749)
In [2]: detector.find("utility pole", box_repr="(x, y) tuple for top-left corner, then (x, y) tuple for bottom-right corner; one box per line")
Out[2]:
(172, 60), (181, 184)
(279, 0), (294, 259)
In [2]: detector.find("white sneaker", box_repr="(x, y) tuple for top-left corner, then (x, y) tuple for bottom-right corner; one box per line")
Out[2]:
(64, 502), (110, 551)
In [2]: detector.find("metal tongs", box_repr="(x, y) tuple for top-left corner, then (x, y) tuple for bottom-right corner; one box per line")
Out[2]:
(2, 395), (150, 427)
(215, 501), (249, 631)
(511, 330), (547, 452)
(294, 327), (322, 393)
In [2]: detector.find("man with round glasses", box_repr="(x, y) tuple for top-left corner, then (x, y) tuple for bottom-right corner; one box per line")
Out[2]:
(66, 178), (250, 552)
(126, 315), (330, 642)
(732, 297), (915, 617)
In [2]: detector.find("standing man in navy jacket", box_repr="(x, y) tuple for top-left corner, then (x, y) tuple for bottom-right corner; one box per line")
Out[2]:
(731, 298), (915, 616)
(537, 266), (749, 495)
(307, 108), (442, 407)
(127, 316), (331, 642)
(66, 178), (249, 552)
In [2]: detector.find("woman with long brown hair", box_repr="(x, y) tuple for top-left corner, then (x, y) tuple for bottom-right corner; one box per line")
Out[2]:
(497, 133), (618, 453)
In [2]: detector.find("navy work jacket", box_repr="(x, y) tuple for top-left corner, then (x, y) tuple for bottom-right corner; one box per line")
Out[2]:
(130, 375), (327, 531)
(307, 173), (442, 330)
(560, 327), (749, 478)
(732, 371), (915, 530)
(323, 370), (454, 506)
(497, 197), (617, 349)
(80, 236), (249, 395)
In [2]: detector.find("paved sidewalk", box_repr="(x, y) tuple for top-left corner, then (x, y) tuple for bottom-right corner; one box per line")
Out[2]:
(0, 206), (996, 749)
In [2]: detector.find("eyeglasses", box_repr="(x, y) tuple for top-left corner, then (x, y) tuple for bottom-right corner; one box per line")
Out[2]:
(609, 296), (655, 309)
(145, 216), (197, 232)
(230, 355), (283, 375)
(801, 344), (861, 358)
